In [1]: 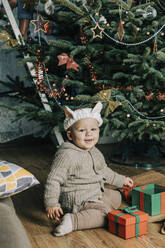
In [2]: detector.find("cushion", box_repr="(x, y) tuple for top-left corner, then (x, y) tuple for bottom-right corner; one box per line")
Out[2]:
(0, 160), (39, 198)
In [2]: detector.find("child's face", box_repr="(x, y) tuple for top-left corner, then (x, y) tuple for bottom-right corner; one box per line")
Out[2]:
(67, 118), (100, 151)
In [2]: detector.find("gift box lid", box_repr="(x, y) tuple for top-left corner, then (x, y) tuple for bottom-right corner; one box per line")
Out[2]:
(132, 184), (165, 195)
(108, 206), (149, 225)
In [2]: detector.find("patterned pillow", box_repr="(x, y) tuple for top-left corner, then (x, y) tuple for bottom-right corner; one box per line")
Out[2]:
(0, 160), (39, 198)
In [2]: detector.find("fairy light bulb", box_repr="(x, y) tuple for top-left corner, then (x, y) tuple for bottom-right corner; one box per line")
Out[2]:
(137, 27), (140, 31)
(160, 109), (164, 112)
(146, 32), (150, 35)
(153, 123), (156, 127)
(127, 114), (131, 118)
(161, 32), (164, 36)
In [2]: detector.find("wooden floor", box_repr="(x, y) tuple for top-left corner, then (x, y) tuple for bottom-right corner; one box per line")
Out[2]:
(1, 137), (165, 248)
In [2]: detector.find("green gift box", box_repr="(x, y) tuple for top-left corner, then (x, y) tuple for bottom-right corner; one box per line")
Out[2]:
(132, 184), (165, 216)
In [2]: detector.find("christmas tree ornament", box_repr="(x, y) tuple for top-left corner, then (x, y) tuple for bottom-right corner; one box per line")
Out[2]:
(57, 53), (79, 71)
(153, 29), (158, 53)
(95, 89), (122, 117)
(0, 30), (18, 48)
(91, 22), (104, 39)
(31, 14), (50, 33)
(99, 15), (107, 24)
(35, 60), (44, 85)
(157, 93), (165, 101)
(45, 0), (55, 15)
(118, 5), (125, 41)
(143, 4), (157, 20)
(145, 92), (154, 101)
(80, 27), (97, 81)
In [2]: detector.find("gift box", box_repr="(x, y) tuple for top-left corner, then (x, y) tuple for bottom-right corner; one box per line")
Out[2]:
(132, 184), (165, 216)
(108, 206), (149, 239)
(117, 185), (139, 203)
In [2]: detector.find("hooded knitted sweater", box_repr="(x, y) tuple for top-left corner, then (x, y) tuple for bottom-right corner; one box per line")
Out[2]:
(44, 142), (126, 213)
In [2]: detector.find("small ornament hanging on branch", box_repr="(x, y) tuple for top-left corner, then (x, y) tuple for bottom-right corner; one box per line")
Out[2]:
(118, 5), (125, 41)
(153, 37), (158, 53)
(143, 1), (157, 20)
(153, 26), (158, 53)
(35, 60), (44, 85)
(91, 22), (104, 39)
(31, 14), (50, 33)
(45, 0), (55, 15)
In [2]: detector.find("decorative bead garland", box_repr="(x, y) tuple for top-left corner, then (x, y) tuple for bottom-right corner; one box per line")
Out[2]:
(83, 3), (165, 46)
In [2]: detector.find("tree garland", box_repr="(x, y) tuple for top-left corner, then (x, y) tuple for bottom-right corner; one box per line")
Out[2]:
(83, 3), (165, 46)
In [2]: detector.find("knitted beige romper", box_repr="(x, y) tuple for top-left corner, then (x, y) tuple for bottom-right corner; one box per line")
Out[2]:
(44, 142), (125, 230)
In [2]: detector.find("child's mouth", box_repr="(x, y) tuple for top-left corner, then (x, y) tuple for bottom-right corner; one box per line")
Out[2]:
(84, 139), (93, 143)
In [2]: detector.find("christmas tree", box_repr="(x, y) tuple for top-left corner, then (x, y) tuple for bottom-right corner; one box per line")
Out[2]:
(1, 0), (165, 160)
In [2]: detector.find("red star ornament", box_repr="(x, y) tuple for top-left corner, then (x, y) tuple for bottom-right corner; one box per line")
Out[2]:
(31, 14), (50, 33)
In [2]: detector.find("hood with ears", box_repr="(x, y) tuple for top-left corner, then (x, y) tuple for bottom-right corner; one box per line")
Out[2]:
(63, 102), (103, 131)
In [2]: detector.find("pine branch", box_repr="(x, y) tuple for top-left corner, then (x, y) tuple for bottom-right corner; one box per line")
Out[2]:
(54, 0), (84, 16)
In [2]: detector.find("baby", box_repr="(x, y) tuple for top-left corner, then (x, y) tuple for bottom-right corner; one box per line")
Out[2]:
(44, 102), (133, 236)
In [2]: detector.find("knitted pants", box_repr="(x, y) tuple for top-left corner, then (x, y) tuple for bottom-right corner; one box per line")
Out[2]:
(71, 188), (121, 230)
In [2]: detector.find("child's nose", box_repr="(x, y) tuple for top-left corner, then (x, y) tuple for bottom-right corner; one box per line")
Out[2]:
(86, 129), (92, 136)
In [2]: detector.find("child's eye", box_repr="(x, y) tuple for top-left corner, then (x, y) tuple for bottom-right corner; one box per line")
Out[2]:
(91, 128), (97, 131)
(79, 129), (85, 132)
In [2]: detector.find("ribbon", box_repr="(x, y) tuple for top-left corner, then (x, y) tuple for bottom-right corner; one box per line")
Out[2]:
(94, 89), (122, 117)
(57, 53), (79, 71)
(114, 206), (140, 237)
(161, 186), (165, 213)
(0, 30), (18, 48)
(117, 185), (139, 202)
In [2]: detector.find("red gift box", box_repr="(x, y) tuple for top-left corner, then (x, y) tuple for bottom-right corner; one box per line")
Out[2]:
(117, 185), (139, 203)
(108, 206), (149, 239)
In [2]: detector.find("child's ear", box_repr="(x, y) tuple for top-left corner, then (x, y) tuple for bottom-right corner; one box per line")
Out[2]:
(66, 130), (72, 141)
(64, 106), (74, 118)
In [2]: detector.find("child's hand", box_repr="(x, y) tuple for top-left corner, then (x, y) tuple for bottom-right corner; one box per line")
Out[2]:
(46, 206), (63, 221)
(123, 177), (134, 187)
